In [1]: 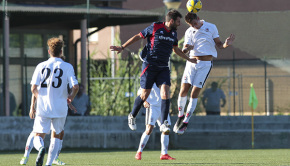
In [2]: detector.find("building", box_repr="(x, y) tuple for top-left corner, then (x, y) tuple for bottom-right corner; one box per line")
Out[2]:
(0, 0), (162, 116)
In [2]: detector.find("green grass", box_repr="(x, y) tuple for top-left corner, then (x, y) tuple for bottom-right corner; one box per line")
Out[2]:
(1, 149), (290, 166)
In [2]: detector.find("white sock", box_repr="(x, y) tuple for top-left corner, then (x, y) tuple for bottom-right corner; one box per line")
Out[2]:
(24, 132), (34, 157)
(54, 140), (63, 160)
(46, 138), (60, 165)
(177, 96), (187, 117)
(33, 136), (44, 151)
(137, 132), (150, 152)
(161, 134), (169, 155)
(183, 98), (197, 123)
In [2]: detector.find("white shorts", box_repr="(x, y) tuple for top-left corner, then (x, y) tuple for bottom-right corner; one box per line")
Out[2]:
(181, 60), (212, 88)
(146, 105), (171, 127)
(33, 116), (66, 134)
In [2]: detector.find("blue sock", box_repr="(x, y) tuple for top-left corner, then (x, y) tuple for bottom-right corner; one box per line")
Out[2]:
(131, 96), (144, 117)
(161, 99), (170, 124)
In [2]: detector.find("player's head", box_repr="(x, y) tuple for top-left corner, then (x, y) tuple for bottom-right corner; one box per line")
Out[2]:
(47, 37), (64, 57)
(166, 9), (182, 30)
(185, 12), (201, 29)
(211, 82), (218, 91)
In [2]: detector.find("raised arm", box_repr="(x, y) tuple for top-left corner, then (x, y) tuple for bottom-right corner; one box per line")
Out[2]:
(214, 34), (235, 49)
(110, 34), (143, 54)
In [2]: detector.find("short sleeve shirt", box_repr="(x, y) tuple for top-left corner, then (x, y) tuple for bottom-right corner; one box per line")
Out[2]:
(203, 88), (226, 112)
(31, 57), (78, 118)
(140, 22), (178, 67)
(184, 20), (219, 58)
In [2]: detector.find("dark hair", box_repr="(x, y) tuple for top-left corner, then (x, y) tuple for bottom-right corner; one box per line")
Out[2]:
(211, 82), (218, 87)
(185, 12), (198, 24)
(166, 9), (182, 22)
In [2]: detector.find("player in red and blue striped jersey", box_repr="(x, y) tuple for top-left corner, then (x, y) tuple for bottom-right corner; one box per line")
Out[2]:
(110, 9), (196, 132)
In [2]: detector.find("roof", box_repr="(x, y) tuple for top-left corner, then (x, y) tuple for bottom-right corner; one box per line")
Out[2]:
(0, 4), (163, 29)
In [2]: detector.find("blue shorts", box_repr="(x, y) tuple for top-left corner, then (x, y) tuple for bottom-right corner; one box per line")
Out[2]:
(140, 62), (171, 89)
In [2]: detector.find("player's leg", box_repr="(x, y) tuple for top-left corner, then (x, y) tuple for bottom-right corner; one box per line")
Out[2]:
(20, 131), (34, 165)
(52, 130), (65, 165)
(174, 83), (191, 133)
(128, 63), (154, 130)
(174, 61), (194, 133)
(177, 61), (212, 134)
(33, 116), (49, 166)
(177, 86), (201, 134)
(156, 67), (171, 133)
(45, 118), (65, 166)
(135, 106), (158, 160)
(158, 115), (175, 160)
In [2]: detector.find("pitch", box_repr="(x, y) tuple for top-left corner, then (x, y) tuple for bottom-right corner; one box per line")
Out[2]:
(1, 149), (289, 166)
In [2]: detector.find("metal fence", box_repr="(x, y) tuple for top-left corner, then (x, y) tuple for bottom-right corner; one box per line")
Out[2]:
(88, 58), (290, 116)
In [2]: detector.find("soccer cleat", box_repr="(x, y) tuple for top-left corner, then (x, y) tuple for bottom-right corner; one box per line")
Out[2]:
(52, 158), (66, 165)
(160, 120), (170, 133)
(173, 115), (184, 133)
(128, 113), (137, 130)
(20, 156), (29, 165)
(135, 152), (142, 160)
(176, 122), (188, 135)
(160, 154), (176, 160)
(36, 147), (46, 166)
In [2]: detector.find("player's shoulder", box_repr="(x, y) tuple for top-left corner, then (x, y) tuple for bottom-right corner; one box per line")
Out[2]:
(185, 27), (195, 34)
(204, 21), (217, 28)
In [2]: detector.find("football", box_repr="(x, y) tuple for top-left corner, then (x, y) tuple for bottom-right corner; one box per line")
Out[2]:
(186, 0), (202, 13)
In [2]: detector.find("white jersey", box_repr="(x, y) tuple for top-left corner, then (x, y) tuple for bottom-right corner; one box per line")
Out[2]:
(145, 84), (171, 126)
(31, 57), (78, 118)
(146, 84), (161, 107)
(184, 20), (219, 58)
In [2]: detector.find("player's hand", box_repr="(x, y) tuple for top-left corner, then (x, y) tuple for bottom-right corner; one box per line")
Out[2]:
(67, 95), (74, 104)
(68, 103), (77, 113)
(143, 101), (150, 108)
(110, 46), (123, 54)
(29, 107), (36, 119)
(188, 57), (197, 64)
(225, 34), (235, 46)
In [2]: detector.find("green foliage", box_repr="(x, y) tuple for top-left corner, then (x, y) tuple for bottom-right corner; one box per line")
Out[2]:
(89, 52), (142, 116)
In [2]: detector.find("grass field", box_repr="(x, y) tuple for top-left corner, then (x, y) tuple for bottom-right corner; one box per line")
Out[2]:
(1, 149), (289, 166)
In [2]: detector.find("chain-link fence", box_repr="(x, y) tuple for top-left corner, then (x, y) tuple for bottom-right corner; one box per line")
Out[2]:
(88, 57), (290, 116)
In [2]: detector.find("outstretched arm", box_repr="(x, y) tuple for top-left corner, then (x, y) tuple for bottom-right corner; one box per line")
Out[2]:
(110, 34), (143, 54)
(214, 34), (235, 49)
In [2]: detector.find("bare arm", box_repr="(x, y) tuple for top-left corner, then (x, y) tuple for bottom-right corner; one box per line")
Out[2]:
(67, 84), (79, 104)
(182, 44), (194, 54)
(214, 34), (235, 49)
(29, 94), (37, 119)
(31, 84), (38, 98)
(110, 34), (143, 54)
(173, 46), (197, 63)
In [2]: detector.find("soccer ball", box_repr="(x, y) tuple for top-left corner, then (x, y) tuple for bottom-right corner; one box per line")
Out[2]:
(186, 0), (202, 13)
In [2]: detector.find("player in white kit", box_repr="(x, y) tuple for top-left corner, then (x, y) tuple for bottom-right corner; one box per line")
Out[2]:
(174, 12), (235, 134)
(31, 37), (79, 166)
(135, 84), (175, 160)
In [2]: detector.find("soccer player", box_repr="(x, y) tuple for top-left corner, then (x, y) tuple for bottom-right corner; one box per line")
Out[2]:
(110, 9), (196, 132)
(174, 12), (235, 135)
(30, 37), (79, 166)
(19, 100), (76, 165)
(135, 83), (175, 160)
